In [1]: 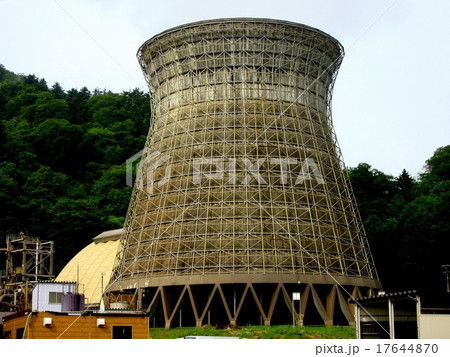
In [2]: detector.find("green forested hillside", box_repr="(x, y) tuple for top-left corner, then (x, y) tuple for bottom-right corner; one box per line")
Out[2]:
(0, 64), (150, 271)
(347, 148), (450, 291)
(0, 64), (449, 291)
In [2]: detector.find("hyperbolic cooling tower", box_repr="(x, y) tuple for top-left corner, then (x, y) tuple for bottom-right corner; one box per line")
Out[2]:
(108, 18), (381, 328)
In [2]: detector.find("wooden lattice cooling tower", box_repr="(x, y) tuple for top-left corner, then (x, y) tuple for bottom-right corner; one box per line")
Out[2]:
(107, 18), (381, 328)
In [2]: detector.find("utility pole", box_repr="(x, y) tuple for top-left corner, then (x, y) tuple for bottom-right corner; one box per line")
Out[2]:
(136, 270), (140, 311)
(292, 292), (301, 326)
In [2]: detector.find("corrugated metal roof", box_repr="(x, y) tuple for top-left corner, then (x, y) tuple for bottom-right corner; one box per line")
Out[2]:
(354, 290), (418, 303)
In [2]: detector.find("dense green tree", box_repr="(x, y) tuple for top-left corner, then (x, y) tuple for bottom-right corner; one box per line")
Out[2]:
(48, 197), (103, 272)
(119, 88), (151, 133)
(66, 87), (92, 124)
(396, 181), (450, 290)
(0, 66), (22, 121)
(394, 146), (450, 290)
(50, 82), (66, 99)
(420, 145), (450, 189)
(348, 147), (450, 291)
(0, 119), (6, 158)
(0, 162), (23, 235)
(0, 65), (20, 84)
(347, 163), (397, 221)
(93, 164), (132, 228)
(395, 169), (416, 203)
(0, 64), (9, 82)
(21, 92), (69, 123)
(21, 168), (67, 240)
(78, 126), (116, 163)
(30, 118), (83, 172)
(4, 88), (41, 119)
(347, 164), (402, 289)
(22, 165), (70, 201)
(2, 117), (37, 172)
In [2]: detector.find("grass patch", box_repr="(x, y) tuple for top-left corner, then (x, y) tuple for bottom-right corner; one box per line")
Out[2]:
(148, 325), (355, 339)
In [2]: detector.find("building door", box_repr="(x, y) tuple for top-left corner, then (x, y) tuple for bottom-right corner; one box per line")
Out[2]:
(16, 327), (24, 339)
(112, 325), (132, 339)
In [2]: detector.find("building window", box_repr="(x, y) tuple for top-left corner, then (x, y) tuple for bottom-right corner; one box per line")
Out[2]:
(49, 292), (62, 304)
(112, 326), (132, 339)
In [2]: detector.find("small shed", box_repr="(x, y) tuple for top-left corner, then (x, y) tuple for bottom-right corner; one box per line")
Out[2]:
(355, 290), (450, 339)
(31, 282), (82, 312)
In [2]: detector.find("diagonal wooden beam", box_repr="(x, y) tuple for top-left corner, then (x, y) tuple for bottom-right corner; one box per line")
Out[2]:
(248, 283), (268, 323)
(336, 286), (355, 325)
(217, 284), (233, 324)
(352, 286), (362, 299)
(280, 283), (299, 324)
(146, 286), (162, 314)
(186, 285), (201, 327)
(160, 287), (172, 328)
(326, 285), (337, 325)
(267, 283), (282, 321)
(310, 284), (330, 326)
(130, 289), (138, 309)
(348, 285), (362, 322)
(301, 284), (311, 319)
(168, 285), (188, 324)
(233, 284), (250, 323)
(199, 284), (219, 322)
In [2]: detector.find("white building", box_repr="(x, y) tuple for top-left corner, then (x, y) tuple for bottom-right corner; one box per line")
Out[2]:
(31, 282), (77, 312)
(355, 290), (450, 339)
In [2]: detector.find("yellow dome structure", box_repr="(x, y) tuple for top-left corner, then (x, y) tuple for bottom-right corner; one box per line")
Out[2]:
(55, 229), (122, 306)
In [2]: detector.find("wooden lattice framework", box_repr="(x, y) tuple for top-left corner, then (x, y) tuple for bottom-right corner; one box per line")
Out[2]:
(107, 18), (381, 327)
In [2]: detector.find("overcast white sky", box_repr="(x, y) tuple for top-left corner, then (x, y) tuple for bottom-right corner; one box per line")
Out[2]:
(1, 0), (449, 178)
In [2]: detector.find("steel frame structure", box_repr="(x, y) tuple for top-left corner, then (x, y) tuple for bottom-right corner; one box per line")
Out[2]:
(1, 233), (54, 312)
(4, 233), (54, 282)
(108, 18), (381, 327)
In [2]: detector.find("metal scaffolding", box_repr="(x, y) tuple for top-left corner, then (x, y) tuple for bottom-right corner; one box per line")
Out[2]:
(4, 233), (54, 282)
(108, 18), (381, 327)
(1, 233), (54, 312)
